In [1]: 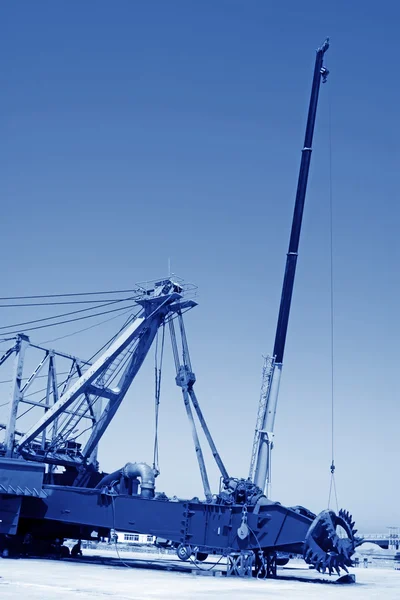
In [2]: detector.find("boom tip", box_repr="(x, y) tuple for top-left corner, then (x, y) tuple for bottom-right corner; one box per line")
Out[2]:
(319, 38), (330, 54)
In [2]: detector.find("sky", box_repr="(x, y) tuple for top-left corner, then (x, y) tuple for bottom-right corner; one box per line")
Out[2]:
(0, 1), (399, 533)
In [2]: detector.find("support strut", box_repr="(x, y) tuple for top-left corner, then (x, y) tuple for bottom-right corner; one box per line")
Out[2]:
(169, 313), (230, 500)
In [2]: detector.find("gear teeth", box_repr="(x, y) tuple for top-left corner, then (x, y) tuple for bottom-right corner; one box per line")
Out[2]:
(305, 509), (358, 577)
(340, 509), (352, 525)
(323, 517), (336, 536)
(305, 548), (313, 561)
(327, 556), (334, 576)
(304, 548), (313, 562)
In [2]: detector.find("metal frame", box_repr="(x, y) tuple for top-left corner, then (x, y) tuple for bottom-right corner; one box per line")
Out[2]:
(1, 279), (228, 496)
(0, 338), (92, 459)
(227, 551), (254, 577)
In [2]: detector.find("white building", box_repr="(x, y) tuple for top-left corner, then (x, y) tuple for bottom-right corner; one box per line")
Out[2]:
(115, 531), (155, 545)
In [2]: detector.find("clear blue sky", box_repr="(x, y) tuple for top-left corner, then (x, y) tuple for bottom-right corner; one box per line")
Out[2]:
(1, 1), (399, 532)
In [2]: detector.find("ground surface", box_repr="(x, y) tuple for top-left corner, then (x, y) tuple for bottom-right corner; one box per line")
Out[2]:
(0, 554), (398, 599)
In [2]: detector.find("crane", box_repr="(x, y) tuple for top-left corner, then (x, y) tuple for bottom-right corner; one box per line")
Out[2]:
(0, 41), (360, 578)
(250, 39), (330, 496)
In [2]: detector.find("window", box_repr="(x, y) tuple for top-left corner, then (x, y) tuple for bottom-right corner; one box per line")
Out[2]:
(147, 535), (154, 543)
(124, 534), (139, 542)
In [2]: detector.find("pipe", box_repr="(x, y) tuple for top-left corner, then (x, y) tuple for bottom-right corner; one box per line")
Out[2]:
(95, 461), (155, 499)
(95, 468), (122, 488)
(123, 462), (156, 499)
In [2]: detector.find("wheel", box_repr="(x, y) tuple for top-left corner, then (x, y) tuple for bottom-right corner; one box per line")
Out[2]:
(60, 545), (70, 558)
(176, 543), (192, 561)
(195, 552), (208, 562)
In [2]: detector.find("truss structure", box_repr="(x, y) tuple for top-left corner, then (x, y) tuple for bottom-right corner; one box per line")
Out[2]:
(0, 278), (229, 497)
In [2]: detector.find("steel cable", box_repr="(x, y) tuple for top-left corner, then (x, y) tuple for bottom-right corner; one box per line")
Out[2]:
(326, 80), (339, 513)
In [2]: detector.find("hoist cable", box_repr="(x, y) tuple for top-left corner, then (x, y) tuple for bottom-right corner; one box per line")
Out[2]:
(0, 302), (138, 336)
(326, 83), (338, 511)
(0, 288), (140, 300)
(85, 312), (137, 363)
(0, 371), (70, 385)
(0, 298), (136, 307)
(38, 307), (136, 346)
(153, 323), (165, 474)
(328, 469), (339, 513)
(0, 296), (136, 332)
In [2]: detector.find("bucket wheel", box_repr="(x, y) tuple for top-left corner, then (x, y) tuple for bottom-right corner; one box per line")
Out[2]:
(303, 509), (360, 575)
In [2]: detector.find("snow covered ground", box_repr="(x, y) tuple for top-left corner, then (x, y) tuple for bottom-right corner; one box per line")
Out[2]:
(0, 555), (399, 599)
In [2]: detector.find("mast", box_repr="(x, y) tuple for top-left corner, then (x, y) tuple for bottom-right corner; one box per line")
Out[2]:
(253, 39), (329, 494)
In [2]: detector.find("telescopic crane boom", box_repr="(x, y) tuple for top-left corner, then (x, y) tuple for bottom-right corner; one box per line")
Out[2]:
(252, 39), (330, 494)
